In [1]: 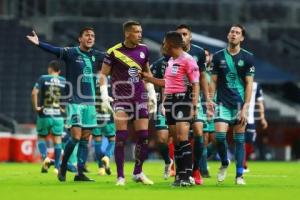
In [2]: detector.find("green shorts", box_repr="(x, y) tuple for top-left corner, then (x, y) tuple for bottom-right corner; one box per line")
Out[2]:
(66, 104), (97, 128)
(92, 122), (116, 137)
(36, 116), (64, 136)
(155, 114), (168, 131)
(195, 100), (206, 123)
(214, 104), (239, 125)
(203, 120), (215, 133)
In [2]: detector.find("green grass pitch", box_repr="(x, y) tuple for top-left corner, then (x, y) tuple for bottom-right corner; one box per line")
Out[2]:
(0, 161), (299, 200)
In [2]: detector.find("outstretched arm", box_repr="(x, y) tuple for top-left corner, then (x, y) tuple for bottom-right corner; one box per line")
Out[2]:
(27, 30), (61, 57)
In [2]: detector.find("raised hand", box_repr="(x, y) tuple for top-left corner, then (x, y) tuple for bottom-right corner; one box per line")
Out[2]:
(26, 30), (39, 45)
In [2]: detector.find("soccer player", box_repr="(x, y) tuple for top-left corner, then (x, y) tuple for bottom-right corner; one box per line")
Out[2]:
(92, 68), (116, 176)
(199, 49), (215, 178)
(99, 20), (156, 186)
(210, 24), (255, 185)
(143, 31), (200, 187)
(150, 50), (174, 179)
(176, 24), (212, 185)
(27, 27), (105, 182)
(31, 60), (65, 174)
(244, 81), (268, 172)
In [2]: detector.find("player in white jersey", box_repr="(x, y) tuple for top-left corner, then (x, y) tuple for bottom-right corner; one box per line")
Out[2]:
(244, 82), (268, 172)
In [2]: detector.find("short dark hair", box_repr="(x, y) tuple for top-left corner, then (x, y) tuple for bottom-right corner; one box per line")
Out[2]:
(123, 20), (141, 32)
(230, 24), (246, 36)
(176, 24), (192, 32)
(48, 60), (61, 72)
(164, 31), (184, 48)
(78, 27), (94, 37)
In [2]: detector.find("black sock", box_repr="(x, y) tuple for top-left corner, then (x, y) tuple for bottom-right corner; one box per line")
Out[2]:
(180, 141), (193, 180)
(174, 144), (183, 181)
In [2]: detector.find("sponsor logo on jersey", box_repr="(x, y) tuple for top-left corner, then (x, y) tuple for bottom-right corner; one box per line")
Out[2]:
(220, 60), (227, 68)
(128, 67), (139, 83)
(75, 56), (84, 63)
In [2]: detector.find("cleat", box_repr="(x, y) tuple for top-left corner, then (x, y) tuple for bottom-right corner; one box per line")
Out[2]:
(164, 159), (174, 179)
(101, 156), (111, 175)
(132, 172), (154, 185)
(179, 178), (194, 187)
(171, 179), (181, 187)
(116, 177), (125, 186)
(235, 176), (246, 185)
(192, 170), (204, 185)
(74, 174), (95, 182)
(57, 169), (66, 182)
(217, 160), (230, 183)
(188, 176), (195, 186)
(98, 167), (105, 176)
(217, 165), (228, 183)
(41, 157), (52, 173)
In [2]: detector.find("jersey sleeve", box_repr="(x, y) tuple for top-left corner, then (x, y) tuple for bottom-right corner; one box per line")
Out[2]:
(59, 47), (74, 60)
(256, 84), (264, 101)
(186, 57), (200, 83)
(211, 53), (220, 76)
(150, 59), (163, 79)
(103, 50), (114, 66)
(34, 76), (43, 90)
(245, 54), (255, 77)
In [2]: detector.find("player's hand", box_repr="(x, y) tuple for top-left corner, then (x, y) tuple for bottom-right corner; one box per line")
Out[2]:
(99, 85), (114, 114)
(261, 118), (268, 130)
(26, 30), (39, 45)
(35, 106), (42, 112)
(146, 83), (157, 114)
(100, 96), (114, 114)
(206, 100), (215, 121)
(238, 106), (248, 126)
(141, 72), (152, 82)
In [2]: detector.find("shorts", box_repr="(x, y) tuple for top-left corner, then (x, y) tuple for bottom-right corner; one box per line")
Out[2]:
(66, 103), (97, 128)
(113, 101), (148, 120)
(155, 114), (168, 131)
(92, 122), (116, 137)
(245, 123), (256, 143)
(164, 93), (193, 125)
(214, 104), (240, 125)
(203, 119), (215, 133)
(195, 97), (206, 123)
(36, 116), (64, 136)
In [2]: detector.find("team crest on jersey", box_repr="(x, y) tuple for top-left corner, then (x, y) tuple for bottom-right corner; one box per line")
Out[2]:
(237, 59), (245, 67)
(140, 52), (145, 59)
(250, 66), (255, 72)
